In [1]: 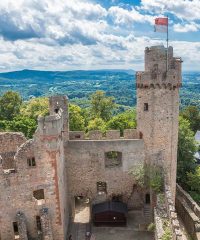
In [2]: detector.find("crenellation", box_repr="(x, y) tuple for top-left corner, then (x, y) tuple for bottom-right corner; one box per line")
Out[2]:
(88, 130), (103, 140)
(69, 131), (85, 140)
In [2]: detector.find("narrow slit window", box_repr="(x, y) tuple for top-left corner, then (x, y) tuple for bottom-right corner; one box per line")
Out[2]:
(13, 222), (19, 239)
(27, 157), (36, 167)
(36, 216), (42, 232)
(97, 182), (107, 195)
(144, 103), (149, 111)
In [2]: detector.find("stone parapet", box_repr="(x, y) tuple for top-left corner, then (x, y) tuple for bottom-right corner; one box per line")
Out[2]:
(37, 109), (64, 136)
(176, 184), (200, 218)
(105, 130), (121, 139)
(165, 185), (183, 240)
(69, 131), (85, 140)
(154, 185), (183, 240)
(137, 45), (182, 89)
(136, 69), (182, 89)
(176, 184), (200, 240)
(69, 129), (141, 140)
(124, 129), (140, 139)
(88, 130), (103, 140)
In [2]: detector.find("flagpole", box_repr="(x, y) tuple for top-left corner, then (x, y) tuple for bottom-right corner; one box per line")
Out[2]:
(166, 15), (169, 72)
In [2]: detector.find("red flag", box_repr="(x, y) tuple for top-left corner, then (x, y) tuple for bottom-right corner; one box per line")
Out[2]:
(155, 17), (168, 26)
(154, 17), (168, 32)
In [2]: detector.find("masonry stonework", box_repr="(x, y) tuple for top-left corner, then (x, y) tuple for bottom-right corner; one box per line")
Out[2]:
(136, 46), (182, 199)
(0, 45), (183, 239)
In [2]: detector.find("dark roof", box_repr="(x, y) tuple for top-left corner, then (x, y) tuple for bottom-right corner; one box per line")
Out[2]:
(92, 201), (128, 215)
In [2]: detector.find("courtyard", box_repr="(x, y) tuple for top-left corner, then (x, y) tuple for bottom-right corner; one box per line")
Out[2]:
(73, 198), (154, 240)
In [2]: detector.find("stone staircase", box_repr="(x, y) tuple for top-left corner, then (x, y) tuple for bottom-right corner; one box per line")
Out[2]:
(144, 204), (152, 223)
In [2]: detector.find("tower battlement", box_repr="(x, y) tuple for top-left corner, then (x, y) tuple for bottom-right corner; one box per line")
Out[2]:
(136, 45), (182, 89)
(37, 95), (69, 139)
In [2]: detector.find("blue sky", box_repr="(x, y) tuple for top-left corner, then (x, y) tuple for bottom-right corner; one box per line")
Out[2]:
(0, 0), (200, 72)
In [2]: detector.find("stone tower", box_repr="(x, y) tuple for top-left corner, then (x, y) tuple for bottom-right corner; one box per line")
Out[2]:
(49, 95), (69, 140)
(136, 46), (182, 199)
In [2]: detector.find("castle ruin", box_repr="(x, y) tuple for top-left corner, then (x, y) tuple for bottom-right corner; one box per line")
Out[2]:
(1, 46), (197, 240)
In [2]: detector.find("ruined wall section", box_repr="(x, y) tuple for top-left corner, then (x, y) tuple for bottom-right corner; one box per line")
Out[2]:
(36, 95), (69, 239)
(0, 96), (69, 240)
(176, 185), (200, 240)
(0, 137), (56, 240)
(136, 46), (182, 199)
(0, 132), (26, 170)
(65, 139), (145, 210)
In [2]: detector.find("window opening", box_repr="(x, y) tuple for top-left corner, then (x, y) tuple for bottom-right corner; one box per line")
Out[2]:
(33, 189), (45, 205)
(13, 222), (19, 239)
(105, 151), (122, 168)
(97, 182), (107, 195)
(145, 193), (150, 204)
(36, 216), (42, 232)
(27, 157), (36, 167)
(55, 108), (59, 113)
(144, 103), (149, 111)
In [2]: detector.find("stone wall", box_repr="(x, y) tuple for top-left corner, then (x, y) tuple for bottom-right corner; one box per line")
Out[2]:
(69, 129), (141, 140)
(65, 139), (145, 210)
(154, 185), (183, 240)
(0, 132), (26, 170)
(0, 96), (69, 240)
(176, 184), (200, 240)
(137, 46), (182, 200)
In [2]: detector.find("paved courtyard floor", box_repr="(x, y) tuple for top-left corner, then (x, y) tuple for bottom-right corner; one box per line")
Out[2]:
(72, 199), (154, 240)
(92, 211), (154, 240)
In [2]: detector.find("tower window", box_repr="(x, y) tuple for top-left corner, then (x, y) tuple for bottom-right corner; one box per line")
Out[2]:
(145, 193), (151, 204)
(36, 216), (42, 232)
(54, 108), (59, 113)
(13, 222), (19, 239)
(144, 103), (149, 111)
(97, 182), (107, 195)
(27, 157), (36, 167)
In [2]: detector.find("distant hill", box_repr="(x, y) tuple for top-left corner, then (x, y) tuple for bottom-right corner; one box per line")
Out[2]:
(0, 69), (199, 109)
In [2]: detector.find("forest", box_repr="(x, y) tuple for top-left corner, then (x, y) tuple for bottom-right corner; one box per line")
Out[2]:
(0, 69), (199, 110)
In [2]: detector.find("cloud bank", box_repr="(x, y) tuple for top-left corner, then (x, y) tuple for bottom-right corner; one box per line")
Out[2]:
(0, 0), (199, 71)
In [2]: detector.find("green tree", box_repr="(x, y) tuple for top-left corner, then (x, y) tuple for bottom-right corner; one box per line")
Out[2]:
(180, 106), (200, 132)
(69, 104), (85, 131)
(0, 91), (22, 120)
(187, 166), (200, 193)
(87, 118), (106, 132)
(177, 116), (197, 186)
(20, 97), (49, 120)
(107, 109), (136, 135)
(90, 91), (116, 121)
(7, 115), (37, 139)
